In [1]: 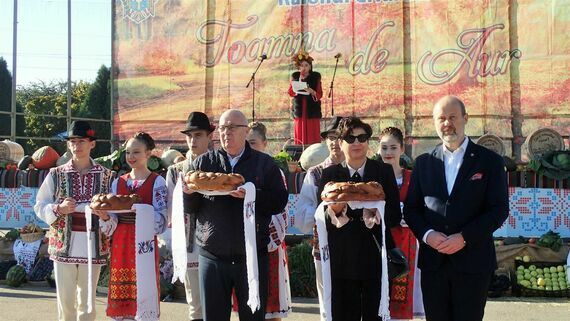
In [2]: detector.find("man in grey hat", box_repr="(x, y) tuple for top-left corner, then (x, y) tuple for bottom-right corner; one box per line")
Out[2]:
(166, 111), (215, 321)
(294, 115), (345, 309)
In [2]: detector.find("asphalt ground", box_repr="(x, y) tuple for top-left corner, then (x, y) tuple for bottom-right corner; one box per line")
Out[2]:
(0, 283), (569, 321)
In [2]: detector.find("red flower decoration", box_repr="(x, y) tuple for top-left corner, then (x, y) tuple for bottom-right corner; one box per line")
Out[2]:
(87, 129), (95, 137)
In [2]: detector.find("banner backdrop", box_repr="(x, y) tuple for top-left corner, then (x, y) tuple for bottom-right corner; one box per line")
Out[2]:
(112, 0), (570, 157)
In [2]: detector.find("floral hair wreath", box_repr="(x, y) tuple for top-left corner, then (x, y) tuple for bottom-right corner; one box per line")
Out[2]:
(292, 49), (314, 66)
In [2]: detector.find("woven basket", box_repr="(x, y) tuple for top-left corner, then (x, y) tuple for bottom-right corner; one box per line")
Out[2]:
(512, 259), (570, 298)
(20, 232), (45, 243)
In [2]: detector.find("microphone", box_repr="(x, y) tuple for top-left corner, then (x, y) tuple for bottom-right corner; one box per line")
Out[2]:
(260, 54), (268, 60)
(334, 53), (342, 59)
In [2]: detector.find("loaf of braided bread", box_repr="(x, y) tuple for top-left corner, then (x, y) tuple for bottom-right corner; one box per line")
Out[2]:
(321, 181), (385, 202)
(90, 193), (141, 210)
(184, 170), (245, 192)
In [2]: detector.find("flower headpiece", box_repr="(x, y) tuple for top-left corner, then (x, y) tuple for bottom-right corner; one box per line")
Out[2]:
(292, 49), (314, 66)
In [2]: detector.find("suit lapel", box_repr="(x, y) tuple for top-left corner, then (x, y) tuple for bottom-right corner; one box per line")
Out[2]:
(338, 162), (350, 182)
(362, 159), (377, 183)
(433, 145), (449, 197)
(450, 141), (479, 198)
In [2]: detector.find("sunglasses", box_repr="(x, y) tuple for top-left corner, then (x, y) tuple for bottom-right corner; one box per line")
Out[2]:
(343, 134), (370, 144)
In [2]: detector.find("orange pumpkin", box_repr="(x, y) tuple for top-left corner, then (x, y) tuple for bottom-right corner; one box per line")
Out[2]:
(32, 146), (60, 169)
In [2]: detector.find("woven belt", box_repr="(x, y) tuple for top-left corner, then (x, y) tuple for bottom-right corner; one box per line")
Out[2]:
(70, 212), (95, 232)
(117, 213), (136, 224)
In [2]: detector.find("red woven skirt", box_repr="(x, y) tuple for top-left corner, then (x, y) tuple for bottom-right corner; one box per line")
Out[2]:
(106, 223), (160, 318)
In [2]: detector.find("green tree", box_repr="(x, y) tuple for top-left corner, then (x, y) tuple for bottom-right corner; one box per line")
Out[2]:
(79, 65), (110, 119)
(0, 57), (13, 137)
(79, 65), (112, 157)
(18, 81), (90, 154)
(0, 57), (11, 112)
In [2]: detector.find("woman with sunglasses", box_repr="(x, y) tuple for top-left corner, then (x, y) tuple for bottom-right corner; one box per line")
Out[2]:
(317, 117), (402, 320)
(379, 127), (424, 320)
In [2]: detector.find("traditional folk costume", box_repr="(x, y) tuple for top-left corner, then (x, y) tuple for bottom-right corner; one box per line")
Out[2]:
(100, 172), (168, 320)
(288, 51), (323, 145)
(165, 111), (215, 321)
(165, 157), (203, 320)
(389, 169), (424, 320)
(35, 159), (113, 321)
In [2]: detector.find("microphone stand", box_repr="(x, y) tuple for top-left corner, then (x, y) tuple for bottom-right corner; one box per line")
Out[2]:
(246, 56), (266, 121)
(328, 55), (340, 116)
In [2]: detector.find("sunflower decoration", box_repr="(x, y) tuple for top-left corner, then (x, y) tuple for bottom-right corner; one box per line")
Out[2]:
(292, 49), (314, 66)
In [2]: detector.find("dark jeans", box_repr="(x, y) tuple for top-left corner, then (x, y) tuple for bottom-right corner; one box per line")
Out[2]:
(421, 258), (493, 321)
(198, 253), (269, 321)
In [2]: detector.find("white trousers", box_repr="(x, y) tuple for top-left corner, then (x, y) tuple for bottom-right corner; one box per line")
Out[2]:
(184, 268), (202, 320)
(54, 262), (102, 321)
(314, 259), (324, 309)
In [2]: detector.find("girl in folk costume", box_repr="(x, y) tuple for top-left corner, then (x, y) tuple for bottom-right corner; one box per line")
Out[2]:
(97, 132), (168, 321)
(247, 122), (292, 320)
(378, 127), (424, 320)
(34, 121), (113, 321)
(288, 50), (323, 145)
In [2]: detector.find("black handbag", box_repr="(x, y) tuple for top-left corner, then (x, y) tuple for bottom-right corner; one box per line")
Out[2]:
(387, 247), (410, 280)
(371, 233), (410, 280)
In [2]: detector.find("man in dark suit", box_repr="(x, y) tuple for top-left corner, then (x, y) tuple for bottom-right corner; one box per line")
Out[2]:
(318, 117), (401, 320)
(404, 96), (509, 321)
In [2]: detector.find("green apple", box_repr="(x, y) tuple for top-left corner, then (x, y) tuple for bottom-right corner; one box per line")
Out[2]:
(535, 268), (543, 274)
(545, 272), (551, 279)
(515, 256), (523, 261)
(524, 273), (532, 280)
(550, 267), (557, 273)
(537, 278), (546, 286)
(530, 271), (538, 277)
(557, 265), (564, 272)
(523, 256), (531, 263)
(529, 265), (537, 271)
(545, 286), (552, 291)
(517, 274), (524, 281)
(517, 265), (524, 271)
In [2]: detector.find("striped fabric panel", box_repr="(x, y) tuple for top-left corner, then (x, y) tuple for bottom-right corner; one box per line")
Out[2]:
(0, 169), (20, 188)
(286, 172), (307, 194)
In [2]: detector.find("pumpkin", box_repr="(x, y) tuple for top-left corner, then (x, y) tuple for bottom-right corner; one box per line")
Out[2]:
(32, 146), (60, 169)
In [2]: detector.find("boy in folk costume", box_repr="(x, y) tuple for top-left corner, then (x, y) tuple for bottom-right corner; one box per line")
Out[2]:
(34, 121), (113, 321)
(166, 112), (214, 321)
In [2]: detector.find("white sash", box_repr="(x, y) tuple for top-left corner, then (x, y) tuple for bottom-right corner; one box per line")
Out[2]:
(135, 204), (160, 320)
(315, 200), (390, 321)
(85, 206), (94, 314)
(171, 177), (188, 283)
(241, 182), (260, 313)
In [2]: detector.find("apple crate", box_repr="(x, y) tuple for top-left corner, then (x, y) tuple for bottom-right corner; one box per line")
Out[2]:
(512, 259), (570, 298)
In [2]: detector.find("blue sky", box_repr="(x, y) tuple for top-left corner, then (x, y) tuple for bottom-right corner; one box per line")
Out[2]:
(0, 0), (111, 86)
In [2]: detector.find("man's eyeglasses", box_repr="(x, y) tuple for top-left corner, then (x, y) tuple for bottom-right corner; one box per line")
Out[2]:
(218, 124), (248, 132)
(343, 134), (370, 144)
(326, 135), (338, 141)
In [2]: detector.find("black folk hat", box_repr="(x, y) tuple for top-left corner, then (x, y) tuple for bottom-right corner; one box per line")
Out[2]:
(181, 112), (215, 134)
(65, 120), (97, 141)
(320, 116), (344, 139)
